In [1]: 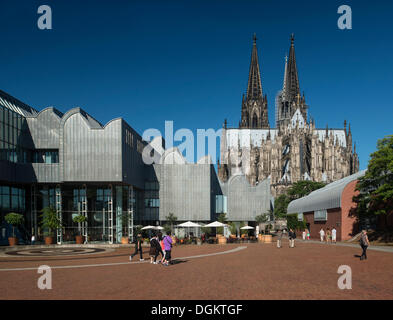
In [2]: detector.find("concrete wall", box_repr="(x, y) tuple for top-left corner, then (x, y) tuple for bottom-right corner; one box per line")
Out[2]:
(221, 175), (271, 221)
(157, 163), (214, 221)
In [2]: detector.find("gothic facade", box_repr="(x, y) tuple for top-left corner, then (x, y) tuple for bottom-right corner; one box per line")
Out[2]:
(218, 34), (359, 196)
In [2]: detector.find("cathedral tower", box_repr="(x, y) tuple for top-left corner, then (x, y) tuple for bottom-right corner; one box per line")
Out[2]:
(240, 34), (269, 129)
(276, 34), (308, 128)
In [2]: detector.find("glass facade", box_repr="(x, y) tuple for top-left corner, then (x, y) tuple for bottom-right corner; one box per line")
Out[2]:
(0, 105), (31, 163)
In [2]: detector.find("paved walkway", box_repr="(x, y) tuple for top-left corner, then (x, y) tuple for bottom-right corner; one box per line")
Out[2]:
(295, 239), (393, 253)
(1, 241), (393, 299)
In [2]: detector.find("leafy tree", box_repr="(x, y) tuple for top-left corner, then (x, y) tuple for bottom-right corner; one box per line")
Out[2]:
(4, 213), (24, 238)
(163, 224), (172, 235)
(72, 214), (87, 236)
(273, 194), (291, 219)
(217, 213), (227, 234)
(287, 180), (326, 200)
(287, 214), (307, 231)
(40, 207), (62, 237)
(165, 212), (178, 233)
(227, 222), (237, 236)
(354, 135), (393, 228)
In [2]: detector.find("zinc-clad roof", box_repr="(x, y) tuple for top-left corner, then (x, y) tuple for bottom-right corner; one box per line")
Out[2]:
(287, 170), (366, 214)
(0, 89), (38, 117)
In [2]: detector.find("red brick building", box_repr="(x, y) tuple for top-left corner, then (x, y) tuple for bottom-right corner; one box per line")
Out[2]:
(287, 170), (366, 241)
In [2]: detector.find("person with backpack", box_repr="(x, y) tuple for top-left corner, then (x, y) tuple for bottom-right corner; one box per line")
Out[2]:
(130, 233), (144, 261)
(162, 231), (173, 266)
(289, 229), (296, 248)
(360, 230), (370, 260)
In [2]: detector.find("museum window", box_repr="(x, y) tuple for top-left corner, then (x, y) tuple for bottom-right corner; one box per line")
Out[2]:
(32, 149), (59, 163)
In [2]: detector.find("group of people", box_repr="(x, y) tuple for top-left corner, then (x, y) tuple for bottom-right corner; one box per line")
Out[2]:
(319, 227), (337, 243)
(129, 231), (173, 266)
(276, 228), (297, 248)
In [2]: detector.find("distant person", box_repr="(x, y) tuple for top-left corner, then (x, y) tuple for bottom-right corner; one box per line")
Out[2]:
(277, 229), (283, 248)
(331, 227), (337, 244)
(360, 230), (370, 261)
(319, 228), (325, 242)
(326, 228), (331, 244)
(306, 229), (310, 240)
(130, 233), (144, 261)
(302, 230), (306, 241)
(163, 232), (173, 266)
(289, 229), (296, 248)
(31, 234), (36, 245)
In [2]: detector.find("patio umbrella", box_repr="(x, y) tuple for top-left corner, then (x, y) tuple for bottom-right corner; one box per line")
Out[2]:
(240, 226), (254, 230)
(204, 221), (227, 237)
(177, 221), (202, 237)
(154, 226), (164, 230)
(141, 225), (156, 230)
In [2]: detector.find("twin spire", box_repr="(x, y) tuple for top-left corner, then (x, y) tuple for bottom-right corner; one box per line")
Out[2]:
(246, 33), (300, 103)
(246, 33), (263, 100)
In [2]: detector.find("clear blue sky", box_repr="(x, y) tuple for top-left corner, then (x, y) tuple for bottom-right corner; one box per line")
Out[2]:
(1, 0), (392, 169)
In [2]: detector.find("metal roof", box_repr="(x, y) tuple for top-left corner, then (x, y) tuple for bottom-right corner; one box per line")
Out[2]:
(0, 89), (38, 117)
(287, 170), (366, 214)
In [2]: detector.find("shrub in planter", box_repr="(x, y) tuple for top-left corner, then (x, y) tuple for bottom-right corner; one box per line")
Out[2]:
(72, 214), (87, 244)
(40, 207), (62, 245)
(5, 212), (24, 246)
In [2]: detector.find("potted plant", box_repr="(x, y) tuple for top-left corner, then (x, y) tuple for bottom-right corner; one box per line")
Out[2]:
(40, 207), (62, 245)
(72, 214), (87, 244)
(4, 212), (24, 246)
(121, 211), (130, 244)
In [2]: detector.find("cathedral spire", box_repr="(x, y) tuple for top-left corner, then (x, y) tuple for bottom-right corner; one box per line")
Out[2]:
(284, 34), (300, 103)
(246, 33), (263, 99)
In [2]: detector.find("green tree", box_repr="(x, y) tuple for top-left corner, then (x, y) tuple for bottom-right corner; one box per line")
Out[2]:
(165, 213), (178, 233)
(354, 135), (393, 228)
(72, 214), (87, 236)
(273, 194), (291, 219)
(217, 213), (227, 234)
(227, 222), (237, 236)
(40, 207), (62, 237)
(4, 213), (24, 238)
(287, 180), (326, 200)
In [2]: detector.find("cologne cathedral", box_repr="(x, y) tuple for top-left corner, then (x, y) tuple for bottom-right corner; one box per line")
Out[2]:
(218, 34), (359, 196)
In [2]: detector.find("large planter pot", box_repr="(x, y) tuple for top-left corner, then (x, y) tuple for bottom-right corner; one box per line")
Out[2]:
(264, 235), (272, 243)
(8, 237), (18, 246)
(121, 236), (129, 244)
(258, 234), (263, 242)
(75, 235), (84, 244)
(218, 237), (227, 245)
(44, 236), (53, 245)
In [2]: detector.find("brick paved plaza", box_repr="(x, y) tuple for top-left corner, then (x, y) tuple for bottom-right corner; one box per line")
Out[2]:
(1, 240), (393, 300)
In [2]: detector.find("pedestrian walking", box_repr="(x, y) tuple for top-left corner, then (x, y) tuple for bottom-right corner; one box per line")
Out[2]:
(319, 228), (325, 242)
(31, 234), (36, 245)
(331, 227), (337, 244)
(289, 229), (296, 248)
(149, 234), (163, 264)
(162, 231), (173, 266)
(306, 229), (310, 240)
(302, 229), (306, 241)
(130, 233), (144, 261)
(360, 230), (370, 261)
(277, 229), (283, 248)
(326, 228), (331, 244)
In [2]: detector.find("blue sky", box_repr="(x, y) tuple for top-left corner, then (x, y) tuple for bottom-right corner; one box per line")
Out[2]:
(1, 0), (392, 169)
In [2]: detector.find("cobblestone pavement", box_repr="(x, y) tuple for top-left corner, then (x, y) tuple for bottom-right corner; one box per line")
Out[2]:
(1, 241), (392, 300)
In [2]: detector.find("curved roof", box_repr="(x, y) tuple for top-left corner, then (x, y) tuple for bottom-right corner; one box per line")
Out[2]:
(287, 170), (366, 214)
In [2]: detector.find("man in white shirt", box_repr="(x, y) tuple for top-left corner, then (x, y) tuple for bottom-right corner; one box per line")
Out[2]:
(331, 227), (337, 243)
(319, 228), (325, 242)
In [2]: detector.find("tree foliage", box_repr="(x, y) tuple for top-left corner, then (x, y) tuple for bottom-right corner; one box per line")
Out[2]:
(354, 135), (393, 222)
(165, 212), (178, 233)
(40, 206), (62, 236)
(5, 212), (24, 237)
